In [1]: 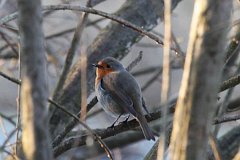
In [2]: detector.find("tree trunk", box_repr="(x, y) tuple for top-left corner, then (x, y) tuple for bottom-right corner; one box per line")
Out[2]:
(169, 0), (232, 160)
(18, 0), (53, 159)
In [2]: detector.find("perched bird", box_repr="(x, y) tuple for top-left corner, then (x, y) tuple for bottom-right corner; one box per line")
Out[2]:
(93, 57), (155, 141)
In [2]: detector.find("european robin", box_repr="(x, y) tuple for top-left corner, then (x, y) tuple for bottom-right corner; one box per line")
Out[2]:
(93, 57), (155, 141)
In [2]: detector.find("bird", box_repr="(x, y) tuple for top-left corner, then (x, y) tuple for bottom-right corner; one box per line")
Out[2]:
(93, 57), (155, 141)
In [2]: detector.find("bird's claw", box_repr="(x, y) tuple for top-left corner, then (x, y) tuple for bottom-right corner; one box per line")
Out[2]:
(120, 115), (130, 125)
(107, 124), (115, 129)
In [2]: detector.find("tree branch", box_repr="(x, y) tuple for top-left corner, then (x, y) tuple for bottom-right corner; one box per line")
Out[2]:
(213, 113), (240, 124)
(220, 74), (240, 92)
(48, 99), (113, 159)
(1, 4), (179, 52)
(53, 104), (175, 157)
(17, 0), (52, 159)
(51, 0), (92, 104)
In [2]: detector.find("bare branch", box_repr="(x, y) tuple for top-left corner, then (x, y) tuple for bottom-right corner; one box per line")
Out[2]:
(0, 112), (16, 126)
(53, 104), (176, 157)
(131, 66), (159, 77)
(0, 4), (180, 53)
(0, 31), (18, 57)
(51, 0), (92, 102)
(220, 74), (240, 92)
(48, 99), (113, 160)
(125, 51), (143, 71)
(209, 134), (222, 160)
(169, 0), (232, 159)
(45, 18), (105, 40)
(17, 0), (52, 158)
(213, 113), (240, 124)
(158, 0), (172, 157)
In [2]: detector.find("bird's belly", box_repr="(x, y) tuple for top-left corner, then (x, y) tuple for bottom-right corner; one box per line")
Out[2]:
(97, 92), (127, 118)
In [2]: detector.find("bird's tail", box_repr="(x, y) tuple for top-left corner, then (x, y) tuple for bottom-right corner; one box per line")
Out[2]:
(136, 115), (155, 141)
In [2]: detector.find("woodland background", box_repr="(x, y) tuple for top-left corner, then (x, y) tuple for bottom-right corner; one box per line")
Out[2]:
(0, 0), (239, 160)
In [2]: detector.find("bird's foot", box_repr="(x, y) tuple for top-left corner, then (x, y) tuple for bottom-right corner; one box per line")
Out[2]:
(120, 115), (130, 125)
(107, 114), (122, 129)
(107, 123), (115, 129)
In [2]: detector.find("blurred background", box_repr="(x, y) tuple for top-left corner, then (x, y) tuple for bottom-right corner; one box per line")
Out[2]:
(0, 0), (239, 159)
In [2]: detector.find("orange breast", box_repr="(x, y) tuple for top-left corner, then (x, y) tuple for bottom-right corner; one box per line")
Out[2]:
(95, 68), (114, 86)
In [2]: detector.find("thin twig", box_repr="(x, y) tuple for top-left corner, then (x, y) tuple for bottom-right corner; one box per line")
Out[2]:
(142, 69), (162, 92)
(51, 2), (92, 102)
(158, 0), (172, 157)
(2, 149), (17, 160)
(0, 113), (16, 126)
(0, 4), (179, 53)
(53, 104), (176, 157)
(80, 51), (87, 121)
(48, 99), (113, 159)
(0, 128), (18, 150)
(213, 113), (240, 124)
(0, 12), (18, 25)
(0, 24), (19, 34)
(0, 43), (13, 53)
(52, 97), (98, 147)
(132, 66), (159, 77)
(0, 31), (18, 57)
(209, 134), (222, 160)
(45, 18), (106, 40)
(15, 42), (21, 155)
(224, 43), (240, 69)
(126, 51), (143, 71)
(45, 27), (75, 40)
(0, 71), (21, 84)
(171, 31), (185, 56)
(214, 87), (234, 135)
(0, 53), (18, 59)
(0, 117), (8, 139)
(152, 30), (185, 56)
(136, 43), (160, 48)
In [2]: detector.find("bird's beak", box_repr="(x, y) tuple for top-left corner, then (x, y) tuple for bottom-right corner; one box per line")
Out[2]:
(92, 64), (98, 67)
(92, 64), (104, 69)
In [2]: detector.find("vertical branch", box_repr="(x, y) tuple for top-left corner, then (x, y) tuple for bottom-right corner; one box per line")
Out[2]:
(15, 42), (21, 155)
(18, 0), (53, 159)
(169, 0), (232, 160)
(51, 1), (92, 101)
(158, 0), (171, 158)
(80, 51), (87, 121)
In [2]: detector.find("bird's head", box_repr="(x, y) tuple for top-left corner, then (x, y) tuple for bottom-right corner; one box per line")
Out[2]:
(93, 57), (125, 80)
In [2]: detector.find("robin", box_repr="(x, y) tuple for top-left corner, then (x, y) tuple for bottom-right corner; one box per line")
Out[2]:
(93, 57), (155, 141)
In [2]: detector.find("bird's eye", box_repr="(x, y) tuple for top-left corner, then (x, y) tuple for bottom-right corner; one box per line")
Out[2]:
(106, 64), (111, 68)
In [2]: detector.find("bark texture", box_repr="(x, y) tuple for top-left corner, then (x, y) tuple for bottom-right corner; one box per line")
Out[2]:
(169, 0), (232, 160)
(18, 0), (52, 159)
